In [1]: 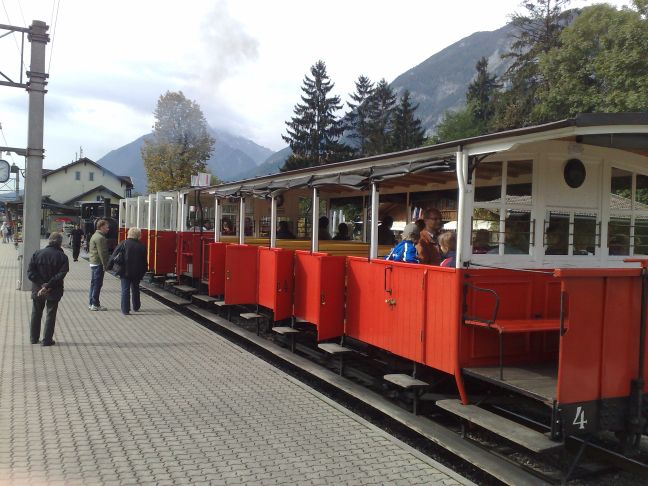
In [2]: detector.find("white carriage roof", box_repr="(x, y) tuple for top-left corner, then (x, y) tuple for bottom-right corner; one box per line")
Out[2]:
(207, 113), (648, 198)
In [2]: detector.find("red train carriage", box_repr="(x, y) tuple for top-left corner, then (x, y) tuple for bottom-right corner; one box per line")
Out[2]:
(127, 113), (648, 447)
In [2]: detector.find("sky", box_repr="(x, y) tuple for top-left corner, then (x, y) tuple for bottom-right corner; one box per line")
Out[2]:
(0, 0), (633, 171)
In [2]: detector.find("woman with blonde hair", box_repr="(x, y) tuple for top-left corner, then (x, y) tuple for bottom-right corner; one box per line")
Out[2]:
(109, 227), (147, 315)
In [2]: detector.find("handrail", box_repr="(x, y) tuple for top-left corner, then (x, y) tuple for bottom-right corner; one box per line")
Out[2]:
(463, 283), (500, 326)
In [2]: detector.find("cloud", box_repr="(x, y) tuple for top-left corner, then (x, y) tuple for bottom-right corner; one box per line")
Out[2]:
(197, 1), (259, 89)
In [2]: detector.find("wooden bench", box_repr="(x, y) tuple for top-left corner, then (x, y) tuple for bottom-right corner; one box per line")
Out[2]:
(463, 284), (561, 380)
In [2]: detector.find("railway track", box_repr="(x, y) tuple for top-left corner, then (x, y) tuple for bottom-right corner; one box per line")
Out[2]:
(142, 283), (648, 486)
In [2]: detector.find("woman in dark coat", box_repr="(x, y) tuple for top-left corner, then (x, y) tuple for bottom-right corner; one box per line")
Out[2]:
(111, 227), (147, 315)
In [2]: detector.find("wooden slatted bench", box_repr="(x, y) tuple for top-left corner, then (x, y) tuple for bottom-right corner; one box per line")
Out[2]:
(464, 318), (561, 381)
(463, 283), (561, 381)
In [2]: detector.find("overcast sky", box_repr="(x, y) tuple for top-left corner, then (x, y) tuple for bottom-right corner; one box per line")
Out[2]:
(0, 0), (631, 170)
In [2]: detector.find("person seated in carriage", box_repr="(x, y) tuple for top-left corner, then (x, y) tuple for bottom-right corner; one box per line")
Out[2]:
(439, 231), (457, 267)
(385, 223), (420, 263)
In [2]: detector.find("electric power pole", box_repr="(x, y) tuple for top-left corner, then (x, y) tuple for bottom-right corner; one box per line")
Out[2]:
(21, 20), (50, 290)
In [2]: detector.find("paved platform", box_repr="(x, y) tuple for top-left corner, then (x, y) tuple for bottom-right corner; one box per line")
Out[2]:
(0, 242), (472, 485)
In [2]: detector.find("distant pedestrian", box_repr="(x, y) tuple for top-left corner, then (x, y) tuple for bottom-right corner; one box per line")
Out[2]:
(110, 227), (147, 315)
(27, 232), (69, 346)
(88, 219), (110, 311)
(70, 224), (84, 262)
(6, 223), (12, 243)
(1, 222), (7, 243)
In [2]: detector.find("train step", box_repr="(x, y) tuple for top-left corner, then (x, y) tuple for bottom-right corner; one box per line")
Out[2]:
(319, 343), (354, 376)
(148, 288), (191, 306)
(272, 327), (299, 353)
(318, 343), (353, 355)
(435, 399), (561, 454)
(192, 294), (217, 303)
(173, 285), (198, 294)
(240, 312), (264, 336)
(384, 374), (429, 415)
(384, 374), (429, 389)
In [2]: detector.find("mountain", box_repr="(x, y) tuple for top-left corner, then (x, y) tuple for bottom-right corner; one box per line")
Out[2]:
(233, 147), (292, 181)
(99, 22), (518, 190)
(390, 23), (516, 131)
(97, 127), (273, 193)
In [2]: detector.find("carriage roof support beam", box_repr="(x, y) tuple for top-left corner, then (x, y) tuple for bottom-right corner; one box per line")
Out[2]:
(311, 187), (319, 253)
(214, 197), (221, 242)
(239, 197), (245, 245)
(270, 195), (277, 248)
(370, 183), (379, 260)
(456, 148), (473, 268)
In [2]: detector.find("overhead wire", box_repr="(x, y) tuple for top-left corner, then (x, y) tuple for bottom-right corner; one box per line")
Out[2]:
(47, 0), (61, 74)
(16, 0), (26, 27)
(0, 123), (17, 164)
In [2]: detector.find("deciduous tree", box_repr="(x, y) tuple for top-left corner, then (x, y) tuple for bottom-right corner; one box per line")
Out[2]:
(142, 91), (214, 192)
(535, 4), (648, 120)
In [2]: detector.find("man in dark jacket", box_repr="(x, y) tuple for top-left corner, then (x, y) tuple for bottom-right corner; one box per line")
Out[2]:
(70, 224), (84, 262)
(111, 227), (147, 315)
(27, 232), (69, 346)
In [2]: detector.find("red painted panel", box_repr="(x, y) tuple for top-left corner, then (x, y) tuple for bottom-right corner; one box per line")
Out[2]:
(258, 248), (295, 321)
(118, 228), (126, 243)
(424, 268), (461, 374)
(293, 251), (345, 340)
(294, 251), (321, 324)
(318, 255), (345, 340)
(140, 229), (149, 253)
(147, 230), (157, 272)
(346, 257), (425, 363)
(224, 244), (258, 305)
(207, 242), (227, 296)
(154, 230), (176, 275)
(557, 270), (648, 404)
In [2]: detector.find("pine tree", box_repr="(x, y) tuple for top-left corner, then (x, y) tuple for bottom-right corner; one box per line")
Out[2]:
(281, 60), (347, 171)
(466, 57), (498, 123)
(493, 0), (572, 130)
(344, 75), (375, 157)
(142, 91), (215, 193)
(365, 79), (397, 155)
(391, 90), (425, 151)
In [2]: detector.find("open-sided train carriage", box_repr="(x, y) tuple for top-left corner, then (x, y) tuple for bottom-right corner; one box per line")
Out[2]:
(121, 113), (648, 448)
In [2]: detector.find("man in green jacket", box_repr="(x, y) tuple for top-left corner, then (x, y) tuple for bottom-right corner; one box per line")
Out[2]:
(88, 219), (110, 311)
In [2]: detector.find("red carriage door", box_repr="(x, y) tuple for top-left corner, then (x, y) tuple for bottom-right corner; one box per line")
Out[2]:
(317, 255), (345, 340)
(225, 245), (259, 305)
(208, 242), (227, 296)
(273, 249), (295, 321)
(154, 230), (176, 275)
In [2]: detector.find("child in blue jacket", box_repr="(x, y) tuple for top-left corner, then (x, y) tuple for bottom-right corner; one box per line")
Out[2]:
(385, 223), (420, 263)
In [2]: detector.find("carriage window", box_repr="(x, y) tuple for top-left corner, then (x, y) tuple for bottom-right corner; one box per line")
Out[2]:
(504, 210), (531, 254)
(472, 209), (500, 254)
(506, 160), (532, 203)
(546, 212), (569, 255)
(609, 167), (648, 256)
(221, 203), (238, 236)
(473, 160), (533, 255)
(574, 212), (597, 255)
(474, 162), (502, 203)
(545, 210), (598, 257)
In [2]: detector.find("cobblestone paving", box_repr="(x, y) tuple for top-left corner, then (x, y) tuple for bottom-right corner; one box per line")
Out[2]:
(0, 242), (472, 485)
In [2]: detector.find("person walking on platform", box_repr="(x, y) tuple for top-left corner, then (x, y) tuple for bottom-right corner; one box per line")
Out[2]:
(88, 219), (110, 311)
(70, 223), (84, 262)
(27, 232), (69, 346)
(109, 227), (147, 315)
